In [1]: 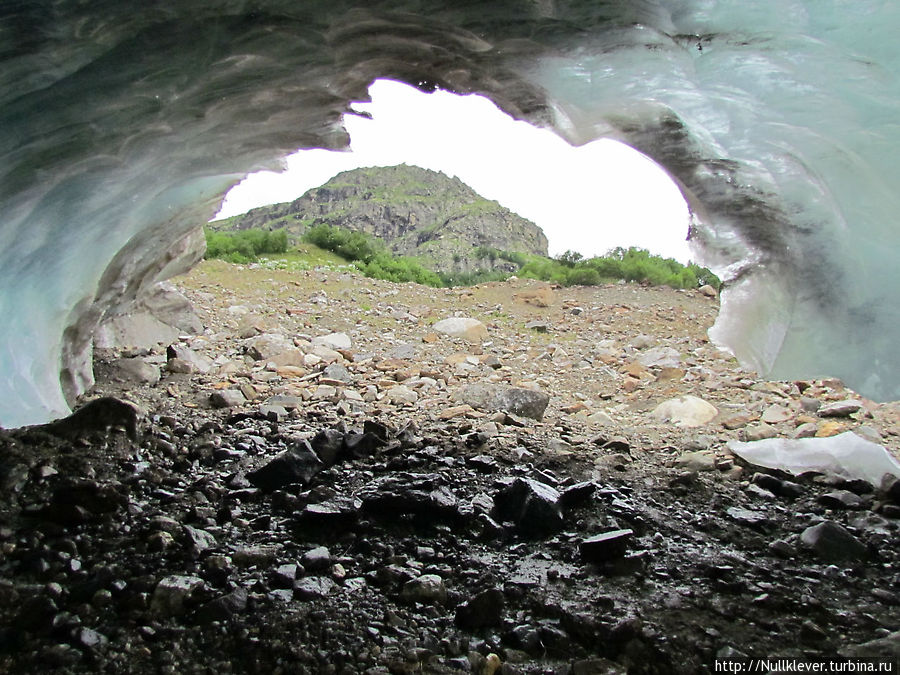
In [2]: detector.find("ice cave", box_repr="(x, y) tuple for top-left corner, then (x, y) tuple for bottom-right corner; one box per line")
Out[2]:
(2, 0), (900, 428)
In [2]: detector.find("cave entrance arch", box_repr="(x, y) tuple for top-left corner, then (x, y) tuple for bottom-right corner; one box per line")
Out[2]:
(215, 79), (695, 265)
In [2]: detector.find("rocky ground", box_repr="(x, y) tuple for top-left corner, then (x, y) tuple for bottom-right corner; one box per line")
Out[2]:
(1, 260), (899, 674)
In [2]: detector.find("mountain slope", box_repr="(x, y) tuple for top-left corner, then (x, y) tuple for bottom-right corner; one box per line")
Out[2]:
(212, 165), (549, 274)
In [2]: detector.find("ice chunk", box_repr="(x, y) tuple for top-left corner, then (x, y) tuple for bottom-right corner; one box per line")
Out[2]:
(727, 432), (900, 486)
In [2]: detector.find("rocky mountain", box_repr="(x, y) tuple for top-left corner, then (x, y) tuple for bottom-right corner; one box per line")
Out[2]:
(213, 165), (549, 274)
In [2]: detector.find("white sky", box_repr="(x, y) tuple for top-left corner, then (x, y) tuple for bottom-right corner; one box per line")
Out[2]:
(216, 78), (693, 263)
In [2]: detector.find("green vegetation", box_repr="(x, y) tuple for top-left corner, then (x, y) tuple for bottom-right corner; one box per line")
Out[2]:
(303, 223), (720, 290)
(519, 247), (721, 290)
(204, 227), (288, 263)
(212, 222), (720, 292)
(303, 224), (443, 287)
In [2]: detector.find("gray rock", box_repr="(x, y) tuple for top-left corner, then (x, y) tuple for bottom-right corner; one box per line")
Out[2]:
(524, 320), (550, 333)
(321, 362), (353, 383)
(726, 507), (769, 529)
(247, 440), (323, 491)
(150, 575), (204, 616)
(94, 281), (203, 349)
(579, 529), (633, 563)
(195, 588), (248, 623)
(432, 317), (487, 342)
(312, 332), (351, 351)
(454, 587), (505, 629)
(384, 384), (418, 405)
(210, 389), (246, 408)
(110, 358), (160, 384)
(637, 346), (681, 368)
(245, 333), (294, 361)
(400, 574), (447, 604)
(818, 399), (864, 418)
(675, 451), (717, 472)
(839, 630), (900, 660)
(492, 478), (564, 536)
(182, 525), (216, 554)
(265, 395), (304, 410)
(742, 424), (778, 441)
(800, 521), (867, 561)
(167, 343), (213, 373)
(457, 384), (550, 421)
(818, 490), (865, 510)
(301, 546), (333, 572)
(294, 576), (337, 600)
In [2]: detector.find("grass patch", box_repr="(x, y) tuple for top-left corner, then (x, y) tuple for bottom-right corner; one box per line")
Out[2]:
(204, 227), (288, 263)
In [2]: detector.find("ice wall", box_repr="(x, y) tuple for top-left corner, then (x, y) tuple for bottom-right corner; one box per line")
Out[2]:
(1, 0), (899, 427)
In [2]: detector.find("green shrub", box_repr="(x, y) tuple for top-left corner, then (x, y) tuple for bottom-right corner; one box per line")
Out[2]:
(204, 227), (288, 263)
(519, 247), (720, 290)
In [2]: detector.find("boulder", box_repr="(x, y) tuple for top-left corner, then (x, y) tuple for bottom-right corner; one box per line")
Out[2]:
(650, 395), (718, 427)
(457, 383), (550, 421)
(247, 441), (323, 491)
(800, 521), (867, 562)
(311, 332), (351, 351)
(492, 478), (564, 536)
(432, 317), (487, 342)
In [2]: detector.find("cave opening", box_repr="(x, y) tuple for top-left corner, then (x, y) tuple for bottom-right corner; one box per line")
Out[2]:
(214, 78), (695, 265)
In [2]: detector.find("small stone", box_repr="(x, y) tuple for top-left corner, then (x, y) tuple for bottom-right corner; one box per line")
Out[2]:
(675, 451), (717, 472)
(322, 362), (353, 383)
(247, 441), (323, 491)
(312, 332), (351, 351)
(793, 422), (818, 439)
(454, 587), (505, 629)
(150, 575), (203, 616)
(818, 399), (864, 418)
(492, 478), (564, 536)
(800, 521), (867, 562)
(699, 284), (717, 298)
(457, 384), (550, 421)
(195, 588), (248, 623)
(294, 576), (337, 600)
(112, 358), (161, 384)
(301, 546), (333, 572)
(743, 424), (778, 441)
(726, 507), (769, 529)
(762, 404), (793, 424)
(182, 525), (216, 554)
(579, 529), (634, 563)
(400, 574), (447, 605)
(818, 490), (865, 510)
(210, 389), (246, 408)
(384, 385), (418, 405)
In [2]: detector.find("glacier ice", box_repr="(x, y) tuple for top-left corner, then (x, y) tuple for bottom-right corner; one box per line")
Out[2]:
(1, 1), (899, 427)
(728, 432), (900, 487)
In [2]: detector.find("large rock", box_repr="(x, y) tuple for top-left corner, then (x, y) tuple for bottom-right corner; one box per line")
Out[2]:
(312, 332), (351, 351)
(800, 521), (867, 562)
(433, 317), (487, 342)
(650, 395), (718, 427)
(492, 478), (564, 536)
(94, 281), (203, 349)
(247, 441), (324, 491)
(150, 575), (204, 617)
(457, 384), (550, 421)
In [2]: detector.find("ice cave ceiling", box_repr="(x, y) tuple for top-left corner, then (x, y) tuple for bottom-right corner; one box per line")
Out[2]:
(1, 0), (899, 428)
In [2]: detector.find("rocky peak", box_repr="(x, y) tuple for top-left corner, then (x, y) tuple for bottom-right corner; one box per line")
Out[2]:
(219, 165), (549, 274)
